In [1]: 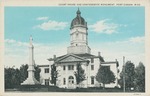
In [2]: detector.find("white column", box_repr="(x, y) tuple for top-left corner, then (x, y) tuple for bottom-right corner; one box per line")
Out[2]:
(21, 36), (40, 85)
(86, 63), (88, 88)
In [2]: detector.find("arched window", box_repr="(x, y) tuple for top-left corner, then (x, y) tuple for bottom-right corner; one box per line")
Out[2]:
(69, 76), (74, 79)
(68, 76), (74, 84)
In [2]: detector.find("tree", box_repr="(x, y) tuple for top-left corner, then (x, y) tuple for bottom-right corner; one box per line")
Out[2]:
(5, 67), (21, 89)
(34, 65), (41, 82)
(5, 64), (41, 89)
(134, 62), (145, 92)
(119, 61), (135, 90)
(20, 64), (28, 83)
(13, 68), (21, 86)
(96, 66), (115, 89)
(50, 64), (58, 86)
(74, 63), (86, 85)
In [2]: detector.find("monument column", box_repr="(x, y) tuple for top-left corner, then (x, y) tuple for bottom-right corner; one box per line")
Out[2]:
(21, 36), (40, 85)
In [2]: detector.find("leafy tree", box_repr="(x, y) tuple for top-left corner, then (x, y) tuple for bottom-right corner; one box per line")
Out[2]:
(74, 63), (86, 85)
(5, 67), (15, 88)
(20, 64), (28, 83)
(5, 68), (11, 88)
(119, 61), (135, 90)
(34, 65), (41, 82)
(5, 64), (41, 89)
(134, 62), (145, 92)
(5, 67), (21, 89)
(13, 68), (21, 86)
(96, 65), (115, 89)
(50, 64), (58, 86)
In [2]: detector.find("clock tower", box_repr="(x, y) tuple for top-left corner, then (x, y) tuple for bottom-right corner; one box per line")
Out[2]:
(67, 8), (91, 54)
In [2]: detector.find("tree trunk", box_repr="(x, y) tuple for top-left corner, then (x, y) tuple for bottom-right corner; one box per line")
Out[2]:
(103, 83), (105, 89)
(54, 81), (56, 86)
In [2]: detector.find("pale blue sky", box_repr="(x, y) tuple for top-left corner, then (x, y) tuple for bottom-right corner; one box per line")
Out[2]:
(5, 7), (144, 44)
(4, 7), (145, 68)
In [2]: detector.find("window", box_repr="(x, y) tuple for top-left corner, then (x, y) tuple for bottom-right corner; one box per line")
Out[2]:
(45, 79), (49, 85)
(91, 77), (94, 84)
(72, 65), (74, 70)
(91, 65), (94, 70)
(68, 76), (74, 84)
(63, 65), (66, 70)
(45, 68), (49, 73)
(63, 78), (66, 85)
(91, 58), (94, 63)
(68, 65), (74, 70)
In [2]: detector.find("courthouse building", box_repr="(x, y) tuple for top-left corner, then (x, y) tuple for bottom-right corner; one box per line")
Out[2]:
(38, 9), (119, 89)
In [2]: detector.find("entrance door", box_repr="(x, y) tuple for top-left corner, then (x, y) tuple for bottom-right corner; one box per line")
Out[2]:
(68, 76), (75, 89)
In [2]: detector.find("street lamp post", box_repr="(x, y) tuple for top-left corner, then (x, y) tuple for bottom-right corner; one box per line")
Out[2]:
(123, 56), (126, 92)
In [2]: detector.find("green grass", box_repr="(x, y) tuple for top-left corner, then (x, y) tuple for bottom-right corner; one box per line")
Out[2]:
(48, 87), (123, 92)
(5, 85), (144, 92)
(6, 86), (123, 92)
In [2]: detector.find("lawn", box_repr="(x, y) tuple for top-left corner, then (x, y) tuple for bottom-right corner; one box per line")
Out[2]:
(5, 85), (145, 92)
(5, 85), (125, 92)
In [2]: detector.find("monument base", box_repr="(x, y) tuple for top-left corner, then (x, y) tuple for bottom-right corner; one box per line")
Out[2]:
(21, 77), (40, 85)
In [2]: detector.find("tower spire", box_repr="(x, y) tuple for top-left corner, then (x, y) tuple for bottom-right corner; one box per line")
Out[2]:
(76, 7), (81, 16)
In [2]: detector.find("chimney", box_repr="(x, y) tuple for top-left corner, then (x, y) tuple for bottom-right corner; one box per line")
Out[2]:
(98, 52), (101, 56)
(115, 59), (117, 62)
(53, 55), (56, 59)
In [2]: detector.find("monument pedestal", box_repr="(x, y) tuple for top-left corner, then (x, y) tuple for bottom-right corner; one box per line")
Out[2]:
(21, 77), (40, 85)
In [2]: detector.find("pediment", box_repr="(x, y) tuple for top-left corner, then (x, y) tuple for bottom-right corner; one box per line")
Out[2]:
(56, 54), (87, 63)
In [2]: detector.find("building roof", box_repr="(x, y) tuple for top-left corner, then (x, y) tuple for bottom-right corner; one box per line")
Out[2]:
(47, 53), (105, 62)
(70, 8), (87, 29)
(101, 61), (119, 67)
(55, 53), (89, 63)
(37, 65), (49, 67)
(75, 53), (95, 58)
(75, 53), (104, 61)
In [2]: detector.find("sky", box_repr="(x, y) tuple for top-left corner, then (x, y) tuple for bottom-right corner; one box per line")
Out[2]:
(4, 7), (145, 70)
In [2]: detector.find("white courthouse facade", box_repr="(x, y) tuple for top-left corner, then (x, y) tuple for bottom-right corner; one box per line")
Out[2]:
(38, 9), (119, 89)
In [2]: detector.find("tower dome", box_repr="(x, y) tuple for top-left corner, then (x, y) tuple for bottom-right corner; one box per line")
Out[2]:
(70, 8), (87, 29)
